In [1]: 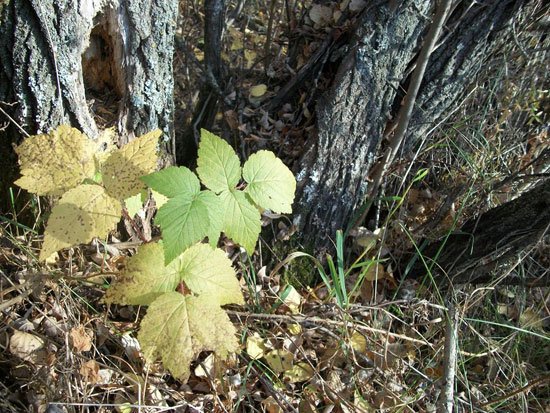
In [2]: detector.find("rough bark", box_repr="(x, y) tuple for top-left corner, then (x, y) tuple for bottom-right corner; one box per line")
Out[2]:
(405, 179), (550, 286)
(294, 0), (527, 253)
(0, 0), (177, 212)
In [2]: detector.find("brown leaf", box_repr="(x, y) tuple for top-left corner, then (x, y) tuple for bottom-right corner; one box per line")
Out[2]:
(70, 325), (93, 352)
(80, 360), (101, 384)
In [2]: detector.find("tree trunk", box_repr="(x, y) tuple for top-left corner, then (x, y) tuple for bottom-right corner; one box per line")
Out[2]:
(0, 0), (177, 212)
(405, 179), (550, 286)
(294, 0), (527, 253)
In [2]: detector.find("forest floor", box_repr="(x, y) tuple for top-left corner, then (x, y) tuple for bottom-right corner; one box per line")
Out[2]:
(1, 1), (549, 412)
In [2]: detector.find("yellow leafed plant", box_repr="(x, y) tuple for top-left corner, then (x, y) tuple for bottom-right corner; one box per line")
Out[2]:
(14, 125), (161, 261)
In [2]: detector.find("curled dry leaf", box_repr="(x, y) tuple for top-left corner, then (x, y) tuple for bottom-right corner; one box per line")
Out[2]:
(9, 330), (46, 364)
(69, 325), (93, 352)
(80, 359), (101, 384)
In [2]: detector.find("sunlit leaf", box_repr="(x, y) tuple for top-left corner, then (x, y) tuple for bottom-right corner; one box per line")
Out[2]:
(141, 166), (200, 199)
(40, 184), (121, 260)
(15, 125), (96, 196)
(196, 129), (241, 193)
(155, 190), (222, 264)
(243, 150), (296, 213)
(102, 129), (161, 200)
(219, 189), (261, 254)
(138, 292), (239, 381)
(105, 243), (181, 306)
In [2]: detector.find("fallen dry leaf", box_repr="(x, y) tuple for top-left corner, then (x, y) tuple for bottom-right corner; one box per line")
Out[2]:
(80, 359), (101, 384)
(70, 325), (92, 352)
(9, 330), (46, 364)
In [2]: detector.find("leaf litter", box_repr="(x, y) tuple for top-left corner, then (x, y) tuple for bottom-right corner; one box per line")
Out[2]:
(2, 0), (549, 412)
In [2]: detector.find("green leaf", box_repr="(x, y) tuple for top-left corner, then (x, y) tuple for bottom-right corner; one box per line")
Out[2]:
(243, 150), (296, 213)
(141, 166), (200, 199)
(155, 190), (222, 264)
(105, 243), (181, 305)
(106, 242), (243, 306)
(178, 243), (244, 306)
(219, 189), (261, 254)
(15, 125), (96, 196)
(102, 129), (161, 200)
(138, 292), (240, 381)
(40, 184), (122, 261)
(196, 129), (241, 192)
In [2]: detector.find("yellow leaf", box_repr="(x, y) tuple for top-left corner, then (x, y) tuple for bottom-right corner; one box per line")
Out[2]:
(138, 292), (239, 382)
(283, 362), (314, 383)
(249, 84), (267, 98)
(264, 349), (294, 374)
(282, 285), (302, 313)
(288, 323), (302, 335)
(102, 129), (161, 200)
(350, 331), (366, 354)
(93, 127), (118, 166)
(246, 333), (269, 360)
(40, 184), (122, 260)
(15, 125), (96, 196)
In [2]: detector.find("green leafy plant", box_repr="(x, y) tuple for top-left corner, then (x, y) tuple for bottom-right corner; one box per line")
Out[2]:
(142, 129), (296, 264)
(15, 126), (296, 381)
(14, 125), (161, 261)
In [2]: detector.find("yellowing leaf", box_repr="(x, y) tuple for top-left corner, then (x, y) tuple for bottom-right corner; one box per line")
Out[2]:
(124, 190), (148, 217)
(246, 333), (269, 360)
(102, 129), (161, 200)
(106, 242), (243, 307)
(219, 189), (261, 254)
(264, 349), (294, 374)
(40, 184), (121, 260)
(283, 362), (314, 383)
(249, 84), (267, 97)
(178, 243), (244, 306)
(197, 129), (241, 193)
(243, 150), (296, 213)
(105, 243), (181, 306)
(138, 292), (239, 381)
(288, 323), (302, 335)
(93, 127), (118, 165)
(281, 285), (302, 314)
(15, 125), (96, 196)
(152, 190), (168, 209)
(350, 331), (366, 354)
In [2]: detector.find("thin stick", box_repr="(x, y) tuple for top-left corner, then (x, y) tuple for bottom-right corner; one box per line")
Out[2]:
(439, 299), (459, 413)
(228, 310), (431, 346)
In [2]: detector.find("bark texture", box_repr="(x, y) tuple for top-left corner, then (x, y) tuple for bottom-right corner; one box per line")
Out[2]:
(406, 179), (550, 285)
(0, 0), (177, 211)
(294, 0), (527, 252)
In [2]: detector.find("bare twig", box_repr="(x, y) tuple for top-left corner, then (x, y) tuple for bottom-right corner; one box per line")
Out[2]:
(227, 310), (431, 346)
(439, 299), (459, 413)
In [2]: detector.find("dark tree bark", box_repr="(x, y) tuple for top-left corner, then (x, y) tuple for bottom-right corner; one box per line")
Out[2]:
(293, 0), (528, 253)
(405, 179), (550, 286)
(177, 0), (226, 166)
(0, 0), (178, 212)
